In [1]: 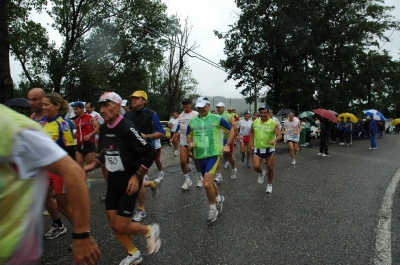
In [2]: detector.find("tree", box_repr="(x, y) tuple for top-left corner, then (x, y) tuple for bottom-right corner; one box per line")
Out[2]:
(216, 0), (398, 113)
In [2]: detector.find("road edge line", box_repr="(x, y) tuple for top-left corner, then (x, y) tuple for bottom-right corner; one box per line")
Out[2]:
(374, 167), (400, 264)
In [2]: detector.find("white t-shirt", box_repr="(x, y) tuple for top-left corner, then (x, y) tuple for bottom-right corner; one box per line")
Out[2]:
(168, 117), (179, 132)
(178, 110), (198, 146)
(89, 110), (104, 125)
(5, 129), (67, 264)
(238, 119), (252, 136)
(284, 117), (301, 142)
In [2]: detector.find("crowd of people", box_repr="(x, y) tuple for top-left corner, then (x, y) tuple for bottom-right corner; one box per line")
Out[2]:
(1, 88), (387, 264)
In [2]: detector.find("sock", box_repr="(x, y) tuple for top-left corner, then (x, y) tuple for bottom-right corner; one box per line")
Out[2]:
(128, 248), (138, 255)
(145, 226), (151, 237)
(209, 204), (216, 210)
(216, 195), (221, 202)
(138, 205), (145, 211)
(150, 181), (156, 188)
(53, 218), (63, 227)
(184, 174), (190, 179)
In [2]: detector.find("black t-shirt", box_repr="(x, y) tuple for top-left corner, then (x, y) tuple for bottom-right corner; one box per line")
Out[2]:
(98, 117), (157, 178)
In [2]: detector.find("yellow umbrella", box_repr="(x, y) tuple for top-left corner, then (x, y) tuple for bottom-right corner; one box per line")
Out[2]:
(391, 118), (400, 126)
(337, 113), (358, 123)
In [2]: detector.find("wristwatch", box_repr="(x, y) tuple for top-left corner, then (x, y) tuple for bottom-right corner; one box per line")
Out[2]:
(226, 141), (231, 145)
(72, 231), (90, 239)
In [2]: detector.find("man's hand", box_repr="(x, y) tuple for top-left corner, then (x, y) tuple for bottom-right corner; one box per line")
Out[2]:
(188, 142), (194, 150)
(83, 134), (91, 141)
(126, 176), (139, 195)
(222, 144), (230, 153)
(72, 236), (101, 265)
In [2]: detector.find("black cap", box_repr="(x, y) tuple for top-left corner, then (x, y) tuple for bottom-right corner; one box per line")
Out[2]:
(181, 98), (191, 104)
(244, 110), (250, 114)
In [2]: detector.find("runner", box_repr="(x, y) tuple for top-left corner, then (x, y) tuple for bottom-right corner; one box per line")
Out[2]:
(187, 97), (234, 222)
(249, 106), (282, 193)
(238, 110), (253, 167)
(0, 104), (100, 265)
(124, 90), (164, 222)
(85, 102), (104, 149)
(282, 112), (301, 165)
(169, 98), (203, 190)
(72, 101), (100, 189)
(84, 92), (161, 264)
(168, 111), (179, 156)
(42, 93), (78, 240)
(215, 102), (238, 179)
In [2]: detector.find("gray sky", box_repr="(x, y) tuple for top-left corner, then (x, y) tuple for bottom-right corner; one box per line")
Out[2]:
(9, 0), (400, 99)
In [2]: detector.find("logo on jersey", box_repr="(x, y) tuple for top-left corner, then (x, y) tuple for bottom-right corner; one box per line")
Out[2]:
(130, 127), (147, 145)
(61, 121), (69, 131)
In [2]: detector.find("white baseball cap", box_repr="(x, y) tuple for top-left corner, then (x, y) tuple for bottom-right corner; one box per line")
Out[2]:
(121, 99), (128, 106)
(98, 92), (122, 104)
(216, 102), (225, 107)
(195, 97), (211, 108)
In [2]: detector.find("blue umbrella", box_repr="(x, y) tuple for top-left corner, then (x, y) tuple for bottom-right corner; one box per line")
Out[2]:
(363, 109), (386, 121)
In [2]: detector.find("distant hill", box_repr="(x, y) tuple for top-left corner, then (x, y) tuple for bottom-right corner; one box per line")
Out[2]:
(206, 96), (263, 116)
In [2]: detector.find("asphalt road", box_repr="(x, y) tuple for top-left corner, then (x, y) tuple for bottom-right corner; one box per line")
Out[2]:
(40, 133), (400, 265)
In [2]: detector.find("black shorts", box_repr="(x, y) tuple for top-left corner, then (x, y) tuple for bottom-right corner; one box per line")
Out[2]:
(76, 143), (96, 155)
(254, 148), (275, 159)
(105, 174), (143, 217)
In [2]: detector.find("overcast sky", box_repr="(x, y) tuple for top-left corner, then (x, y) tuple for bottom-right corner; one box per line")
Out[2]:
(9, 0), (400, 99)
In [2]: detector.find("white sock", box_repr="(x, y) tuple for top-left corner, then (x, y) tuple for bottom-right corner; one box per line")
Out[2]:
(184, 174), (190, 179)
(209, 204), (216, 210)
(216, 195), (221, 202)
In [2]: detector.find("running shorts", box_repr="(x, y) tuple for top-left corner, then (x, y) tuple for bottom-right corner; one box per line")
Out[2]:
(242, 136), (250, 144)
(48, 173), (66, 194)
(254, 148), (275, 160)
(76, 143), (96, 155)
(196, 156), (220, 176)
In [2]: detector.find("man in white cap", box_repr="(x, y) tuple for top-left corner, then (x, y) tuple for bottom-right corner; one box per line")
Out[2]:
(215, 102), (238, 180)
(121, 99), (129, 113)
(187, 97), (234, 222)
(84, 91), (161, 264)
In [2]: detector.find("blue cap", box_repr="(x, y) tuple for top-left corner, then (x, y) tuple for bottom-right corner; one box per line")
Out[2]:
(71, 101), (85, 108)
(258, 105), (269, 111)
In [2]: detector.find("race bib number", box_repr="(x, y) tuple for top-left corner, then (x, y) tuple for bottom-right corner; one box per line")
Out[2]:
(259, 148), (267, 154)
(105, 149), (125, 172)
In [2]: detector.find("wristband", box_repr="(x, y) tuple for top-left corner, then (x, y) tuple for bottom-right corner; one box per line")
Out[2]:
(135, 173), (143, 179)
(72, 231), (90, 240)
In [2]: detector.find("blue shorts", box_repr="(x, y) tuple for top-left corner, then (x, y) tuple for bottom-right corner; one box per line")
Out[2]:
(196, 156), (220, 176)
(254, 148), (275, 159)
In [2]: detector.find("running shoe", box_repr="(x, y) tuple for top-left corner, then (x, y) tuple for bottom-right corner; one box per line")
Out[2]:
(207, 209), (219, 222)
(292, 159), (296, 165)
(317, 152), (323, 156)
(132, 209), (146, 222)
(43, 210), (50, 216)
(241, 155), (245, 162)
(214, 173), (223, 183)
(231, 168), (237, 179)
(258, 170), (266, 184)
(223, 162), (229, 169)
(196, 177), (203, 188)
(216, 195), (225, 213)
(266, 184), (273, 193)
(174, 151), (178, 156)
(158, 171), (164, 181)
(169, 142), (173, 147)
(145, 223), (161, 254)
(322, 154), (329, 157)
(44, 223), (67, 240)
(119, 251), (143, 265)
(246, 163), (251, 168)
(181, 178), (192, 190)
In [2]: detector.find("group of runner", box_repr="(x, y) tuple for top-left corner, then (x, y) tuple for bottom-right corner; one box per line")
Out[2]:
(3, 87), (289, 265)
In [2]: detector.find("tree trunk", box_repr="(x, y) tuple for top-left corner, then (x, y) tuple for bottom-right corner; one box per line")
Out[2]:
(0, 0), (13, 103)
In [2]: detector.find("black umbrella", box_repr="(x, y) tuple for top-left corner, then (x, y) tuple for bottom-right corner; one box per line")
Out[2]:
(277, 109), (294, 116)
(4, 98), (30, 108)
(303, 116), (317, 126)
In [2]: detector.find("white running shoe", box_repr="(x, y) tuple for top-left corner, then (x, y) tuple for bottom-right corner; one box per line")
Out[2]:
(181, 178), (192, 190)
(322, 153), (329, 157)
(132, 210), (146, 222)
(43, 210), (50, 216)
(174, 151), (178, 156)
(196, 177), (203, 187)
(317, 153), (323, 156)
(145, 223), (161, 254)
(292, 159), (296, 165)
(258, 170), (266, 184)
(216, 195), (225, 213)
(231, 168), (237, 179)
(158, 171), (164, 181)
(223, 162), (229, 169)
(207, 209), (219, 222)
(214, 173), (223, 183)
(266, 184), (273, 193)
(119, 251), (143, 265)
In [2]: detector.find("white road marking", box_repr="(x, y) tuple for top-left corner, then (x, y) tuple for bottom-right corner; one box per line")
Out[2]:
(374, 168), (400, 264)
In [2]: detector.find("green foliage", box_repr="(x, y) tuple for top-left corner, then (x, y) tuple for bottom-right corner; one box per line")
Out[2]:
(216, 0), (400, 116)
